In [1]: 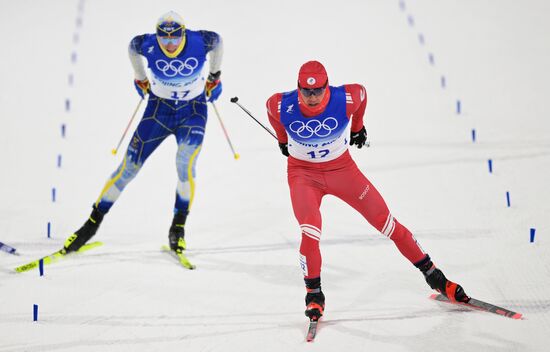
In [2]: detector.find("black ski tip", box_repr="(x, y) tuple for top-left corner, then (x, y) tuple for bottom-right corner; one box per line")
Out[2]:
(230, 96), (239, 103)
(306, 318), (319, 342)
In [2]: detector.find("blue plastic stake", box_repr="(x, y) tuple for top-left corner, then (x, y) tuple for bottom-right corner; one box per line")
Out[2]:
(47, 222), (51, 238)
(65, 99), (70, 112)
(39, 259), (44, 276)
(428, 53), (434, 65)
(418, 33), (424, 45)
(33, 304), (38, 321)
(488, 159), (493, 173)
(61, 124), (66, 138)
(71, 52), (77, 63)
(456, 100), (461, 114)
(0, 241), (17, 254)
(471, 129), (476, 142)
(52, 187), (56, 203)
(57, 154), (62, 168)
(68, 74), (73, 86)
(506, 191), (511, 207)
(440, 76), (446, 88)
(408, 15), (414, 26)
(530, 228), (536, 243)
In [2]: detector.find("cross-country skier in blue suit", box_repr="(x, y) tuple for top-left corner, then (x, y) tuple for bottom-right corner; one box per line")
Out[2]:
(63, 11), (223, 255)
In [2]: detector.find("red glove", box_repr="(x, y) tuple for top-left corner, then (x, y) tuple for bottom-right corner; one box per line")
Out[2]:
(134, 79), (150, 98)
(205, 71), (222, 102)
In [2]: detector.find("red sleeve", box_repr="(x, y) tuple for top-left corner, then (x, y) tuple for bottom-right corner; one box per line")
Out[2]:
(266, 93), (288, 143)
(344, 84), (367, 132)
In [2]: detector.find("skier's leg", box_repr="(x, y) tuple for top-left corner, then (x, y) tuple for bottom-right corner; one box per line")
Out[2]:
(169, 101), (207, 251)
(289, 178), (324, 279)
(95, 107), (171, 213)
(288, 172), (326, 319)
(328, 163), (426, 264)
(328, 160), (468, 302)
(65, 98), (170, 252)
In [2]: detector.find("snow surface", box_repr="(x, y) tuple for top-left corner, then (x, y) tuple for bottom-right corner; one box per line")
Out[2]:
(1, 0), (550, 351)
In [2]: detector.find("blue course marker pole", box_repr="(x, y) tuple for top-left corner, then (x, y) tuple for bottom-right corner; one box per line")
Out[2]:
(399, 0), (405, 11)
(39, 259), (44, 276)
(428, 53), (434, 65)
(441, 76), (446, 88)
(52, 187), (56, 203)
(418, 33), (425, 45)
(61, 124), (66, 138)
(506, 191), (511, 207)
(471, 129), (476, 142)
(33, 304), (38, 321)
(47, 222), (51, 238)
(57, 154), (62, 168)
(488, 159), (493, 173)
(530, 228), (536, 243)
(456, 100), (461, 114)
(0, 241), (17, 254)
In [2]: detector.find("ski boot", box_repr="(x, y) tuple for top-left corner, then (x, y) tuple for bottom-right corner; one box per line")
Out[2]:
(304, 277), (325, 320)
(416, 255), (470, 303)
(64, 206), (105, 253)
(168, 211), (187, 253)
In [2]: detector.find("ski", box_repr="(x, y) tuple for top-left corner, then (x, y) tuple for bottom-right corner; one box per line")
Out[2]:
(161, 245), (196, 270)
(14, 241), (103, 273)
(430, 293), (522, 320)
(306, 318), (319, 342)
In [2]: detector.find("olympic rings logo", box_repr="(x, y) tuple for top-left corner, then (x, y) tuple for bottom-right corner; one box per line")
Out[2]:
(289, 117), (339, 138)
(155, 57), (199, 77)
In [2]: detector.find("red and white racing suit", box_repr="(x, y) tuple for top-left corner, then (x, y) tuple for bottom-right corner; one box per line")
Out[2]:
(266, 84), (427, 279)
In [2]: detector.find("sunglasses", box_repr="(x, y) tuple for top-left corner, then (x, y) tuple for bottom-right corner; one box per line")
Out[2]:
(299, 81), (328, 97)
(159, 36), (183, 46)
(300, 86), (326, 97)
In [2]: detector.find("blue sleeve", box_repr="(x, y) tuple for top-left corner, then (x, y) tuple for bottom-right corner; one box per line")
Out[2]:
(199, 30), (221, 53)
(129, 35), (146, 55)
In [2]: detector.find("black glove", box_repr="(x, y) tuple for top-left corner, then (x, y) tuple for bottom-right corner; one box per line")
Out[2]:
(205, 71), (222, 102)
(279, 143), (289, 157)
(350, 126), (367, 149)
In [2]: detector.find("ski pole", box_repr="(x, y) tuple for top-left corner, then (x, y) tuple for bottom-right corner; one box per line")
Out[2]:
(111, 98), (144, 155)
(210, 102), (240, 160)
(230, 97), (277, 140)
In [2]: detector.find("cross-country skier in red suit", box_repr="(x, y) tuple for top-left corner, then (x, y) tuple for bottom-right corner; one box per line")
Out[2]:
(266, 61), (469, 321)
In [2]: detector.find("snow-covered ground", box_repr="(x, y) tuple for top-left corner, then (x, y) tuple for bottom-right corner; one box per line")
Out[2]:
(1, 0), (549, 351)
